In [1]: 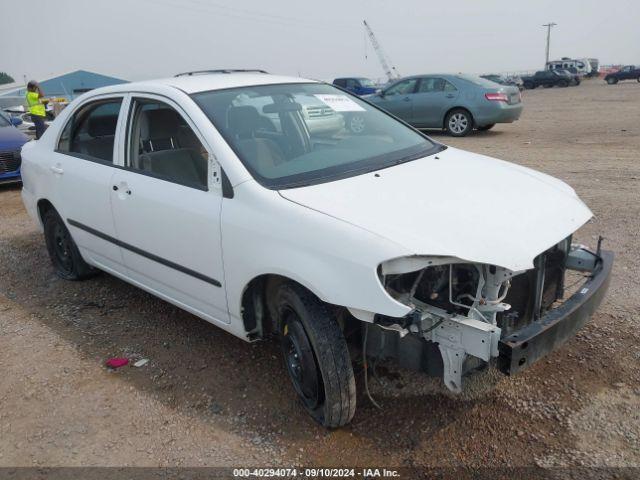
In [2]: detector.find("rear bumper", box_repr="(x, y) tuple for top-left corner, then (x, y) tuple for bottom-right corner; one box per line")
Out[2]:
(498, 249), (614, 375)
(475, 103), (523, 126)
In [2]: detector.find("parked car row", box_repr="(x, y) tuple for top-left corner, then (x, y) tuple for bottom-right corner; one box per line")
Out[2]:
(521, 70), (580, 89)
(333, 74), (523, 137)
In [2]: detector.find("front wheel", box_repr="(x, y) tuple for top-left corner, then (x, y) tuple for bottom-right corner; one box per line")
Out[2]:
(558, 80), (569, 87)
(523, 82), (534, 89)
(43, 209), (97, 280)
(606, 77), (618, 85)
(445, 109), (473, 137)
(276, 283), (356, 428)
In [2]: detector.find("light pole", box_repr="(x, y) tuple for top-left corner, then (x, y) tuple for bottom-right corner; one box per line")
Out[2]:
(543, 22), (557, 68)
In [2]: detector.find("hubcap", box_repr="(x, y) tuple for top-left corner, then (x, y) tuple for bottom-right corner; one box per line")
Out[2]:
(350, 115), (365, 133)
(449, 113), (469, 134)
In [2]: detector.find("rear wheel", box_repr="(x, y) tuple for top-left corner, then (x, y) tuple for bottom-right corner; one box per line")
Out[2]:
(477, 124), (495, 131)
(276, 283), (356, 428)
(445, 109), (473, 137)
(43, 209), (97, 280)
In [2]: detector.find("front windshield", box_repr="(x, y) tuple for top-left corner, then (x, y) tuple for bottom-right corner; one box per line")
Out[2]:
(192, 83), (441, 189)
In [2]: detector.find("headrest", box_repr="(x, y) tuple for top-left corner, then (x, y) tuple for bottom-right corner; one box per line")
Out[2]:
(144, 108), (183, 138)
(88, 115), (118, 138)
(227, 106), (264, 137)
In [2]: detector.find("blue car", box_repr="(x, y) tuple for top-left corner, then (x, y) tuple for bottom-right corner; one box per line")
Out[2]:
(332, 77), (379, 96)
(0, 112), (29, 184)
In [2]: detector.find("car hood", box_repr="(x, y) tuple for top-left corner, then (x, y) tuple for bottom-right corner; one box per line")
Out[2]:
(279, 147), (592, 271)
(0, 126), (29, 149)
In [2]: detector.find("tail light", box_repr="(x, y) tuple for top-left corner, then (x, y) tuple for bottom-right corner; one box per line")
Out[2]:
(485, 92), (509, 102)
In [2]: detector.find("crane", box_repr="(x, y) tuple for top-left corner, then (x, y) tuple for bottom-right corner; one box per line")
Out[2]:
(363, 20), (401, 82)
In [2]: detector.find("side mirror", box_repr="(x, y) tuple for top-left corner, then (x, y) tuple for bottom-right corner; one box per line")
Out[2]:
(10, 116), (22, 126)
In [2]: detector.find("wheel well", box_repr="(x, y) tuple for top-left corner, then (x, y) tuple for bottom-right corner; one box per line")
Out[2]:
(443, 107), (473, 129)
(240, 274), (348, 340)
(37, 199), (56, 224)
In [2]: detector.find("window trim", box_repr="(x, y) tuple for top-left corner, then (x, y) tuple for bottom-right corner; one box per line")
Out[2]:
(123, 93), (212, 192)
(54, 95), (126, 165)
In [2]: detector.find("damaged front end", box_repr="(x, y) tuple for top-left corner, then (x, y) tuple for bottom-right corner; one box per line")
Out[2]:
(371, 237), (613, 392)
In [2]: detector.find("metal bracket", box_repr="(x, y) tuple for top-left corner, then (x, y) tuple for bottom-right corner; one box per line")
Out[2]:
(438, 344), (465, 393)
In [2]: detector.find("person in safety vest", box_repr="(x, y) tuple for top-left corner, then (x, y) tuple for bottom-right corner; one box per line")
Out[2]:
(26, 80), (47, 139)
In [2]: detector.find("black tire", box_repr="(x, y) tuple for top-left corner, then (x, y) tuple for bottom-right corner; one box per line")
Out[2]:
(606, 77), (618, 85)
(523, 81), (534, 90)
(444, 108), (473, 137)
(43, 209), (97, 280)
(637, 76), (640, 83)
(477, 124), (495, 131)
(558, 80), (569, 87)
(275, 282), (356, 428)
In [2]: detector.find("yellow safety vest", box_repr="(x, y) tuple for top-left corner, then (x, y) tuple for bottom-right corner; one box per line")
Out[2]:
(26, 91), (46, 117)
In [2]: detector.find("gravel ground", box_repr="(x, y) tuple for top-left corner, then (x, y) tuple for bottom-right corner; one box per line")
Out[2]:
(0, 79), (639, 470)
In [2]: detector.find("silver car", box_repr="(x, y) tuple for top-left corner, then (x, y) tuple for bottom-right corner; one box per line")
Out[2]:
(367, 74), (523, 136)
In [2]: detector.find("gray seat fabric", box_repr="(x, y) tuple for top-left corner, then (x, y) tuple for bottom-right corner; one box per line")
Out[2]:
(237, 138), (285, 173)
(140, 109), (183, 152)
(139, 148), (206, 187)
(74, 114), (118, 161)
(227, 106), (275, 139)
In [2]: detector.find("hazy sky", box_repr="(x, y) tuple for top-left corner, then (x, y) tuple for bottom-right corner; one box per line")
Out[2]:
(2, 0), (638, 83)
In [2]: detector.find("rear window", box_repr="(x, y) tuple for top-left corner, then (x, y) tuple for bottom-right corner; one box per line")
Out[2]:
(454, 74), (499, 88)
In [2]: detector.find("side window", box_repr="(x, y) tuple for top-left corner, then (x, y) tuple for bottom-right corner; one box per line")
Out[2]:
(57, 99), (122, 163)
(385, 79), (418, 96)
(443, 80), (457, 92)
(333, 79), (346, 88)
(345, 79), (357, 90)
(127, 98), (208, 190)
(417, 78), (438, 93)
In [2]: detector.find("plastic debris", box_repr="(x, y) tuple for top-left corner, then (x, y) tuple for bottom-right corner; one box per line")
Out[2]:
(105, 357), (129, 369)
(133, 358), (149, 368)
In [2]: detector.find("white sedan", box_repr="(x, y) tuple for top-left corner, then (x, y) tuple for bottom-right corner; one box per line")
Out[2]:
(20, 70), (613, 427)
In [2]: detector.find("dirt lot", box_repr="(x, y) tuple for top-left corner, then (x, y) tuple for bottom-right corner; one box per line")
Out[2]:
(1, 79), (639, 471)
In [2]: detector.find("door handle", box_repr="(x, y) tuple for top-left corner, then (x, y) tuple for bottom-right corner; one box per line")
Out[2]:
(50, 165), (64, 175)
(402, 96), (411, 102)
(446, 93), (455, 98)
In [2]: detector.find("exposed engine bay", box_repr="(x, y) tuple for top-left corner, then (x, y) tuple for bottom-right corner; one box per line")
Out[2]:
(371, 236), (607, 392)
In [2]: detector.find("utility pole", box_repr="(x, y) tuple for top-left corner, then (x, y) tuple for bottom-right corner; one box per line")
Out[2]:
(542, 22), (557, 68)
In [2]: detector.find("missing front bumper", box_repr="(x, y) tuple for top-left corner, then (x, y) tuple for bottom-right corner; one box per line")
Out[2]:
(497, 249), (614, 375)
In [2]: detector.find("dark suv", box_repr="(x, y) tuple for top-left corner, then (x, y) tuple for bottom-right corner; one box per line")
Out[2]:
(604, 65), (640, 84)
(332, 77), (378, 96)
(521, 70), (571, 89)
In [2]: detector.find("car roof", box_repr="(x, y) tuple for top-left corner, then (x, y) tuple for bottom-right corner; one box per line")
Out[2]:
(87, 72), (318, 96)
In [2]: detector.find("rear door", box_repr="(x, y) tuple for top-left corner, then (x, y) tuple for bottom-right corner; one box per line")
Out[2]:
(52, 96), (126, 273)
(412, 77), (459, 128)
(375, 78), (418, 122)
(110, 94), (229, 324)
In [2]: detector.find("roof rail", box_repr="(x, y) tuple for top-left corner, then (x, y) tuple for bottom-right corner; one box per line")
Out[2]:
(174, 69), (268, 77)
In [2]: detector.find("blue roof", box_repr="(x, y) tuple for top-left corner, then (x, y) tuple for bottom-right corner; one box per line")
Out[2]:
(1, 70), (127, 99)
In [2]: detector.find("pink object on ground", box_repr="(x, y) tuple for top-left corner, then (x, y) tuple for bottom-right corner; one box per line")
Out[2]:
(105, 358), (129, 368)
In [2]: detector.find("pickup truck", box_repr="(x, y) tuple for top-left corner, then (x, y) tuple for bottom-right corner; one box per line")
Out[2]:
(522, 70), (571, 89)
(604, 65), (640, 84)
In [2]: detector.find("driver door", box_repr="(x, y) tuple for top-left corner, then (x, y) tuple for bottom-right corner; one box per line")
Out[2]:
(375, 78), (418, 123)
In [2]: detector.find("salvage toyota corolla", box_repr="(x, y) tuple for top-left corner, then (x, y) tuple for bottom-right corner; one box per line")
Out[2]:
(20, 70), (613, 427)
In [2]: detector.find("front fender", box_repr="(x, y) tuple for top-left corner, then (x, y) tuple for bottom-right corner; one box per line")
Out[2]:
(221, 182), (413, 323)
